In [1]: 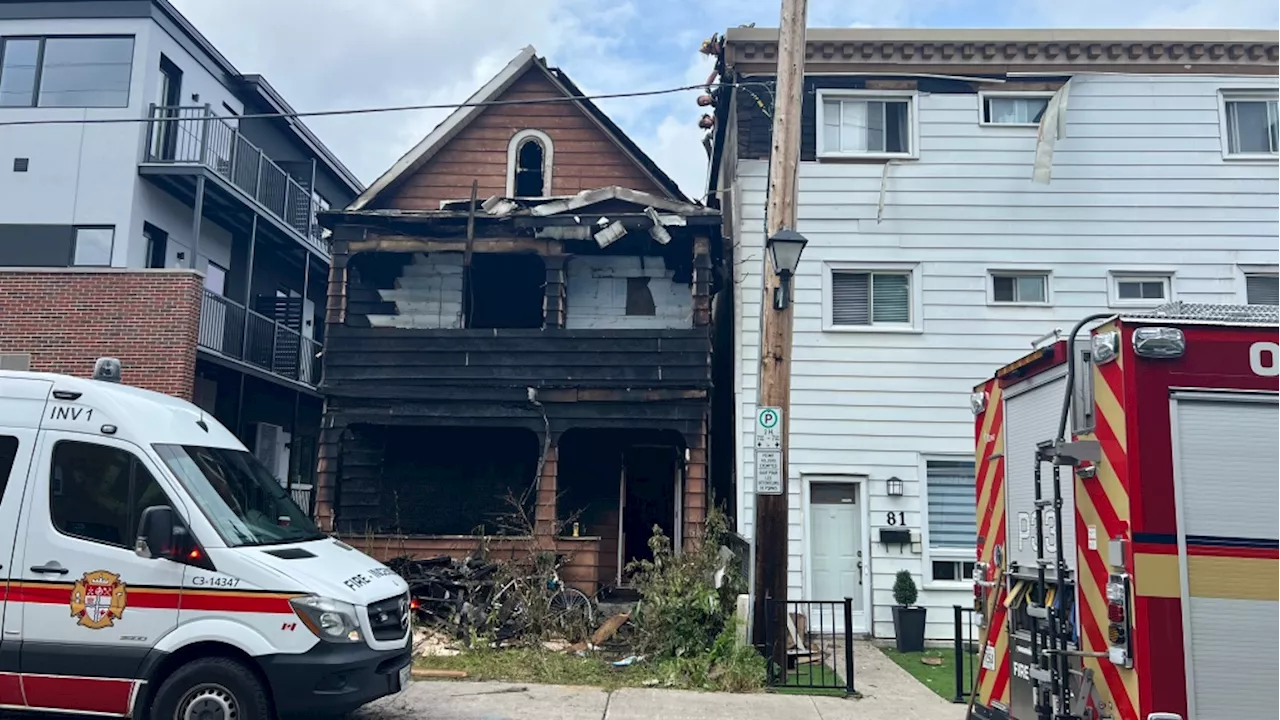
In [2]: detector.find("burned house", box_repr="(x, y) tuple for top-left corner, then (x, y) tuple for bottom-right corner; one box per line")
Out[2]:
(313, 47), (729, 596)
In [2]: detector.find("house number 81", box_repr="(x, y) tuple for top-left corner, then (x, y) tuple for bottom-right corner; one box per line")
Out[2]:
(886, 511), (906, 526)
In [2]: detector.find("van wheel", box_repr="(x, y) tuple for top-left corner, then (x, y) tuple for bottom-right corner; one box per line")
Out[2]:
(150, 656), (272, 720)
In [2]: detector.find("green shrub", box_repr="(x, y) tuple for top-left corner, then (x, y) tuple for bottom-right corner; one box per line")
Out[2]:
(892, 569), (918, 607)
(626, 505), (747, 659)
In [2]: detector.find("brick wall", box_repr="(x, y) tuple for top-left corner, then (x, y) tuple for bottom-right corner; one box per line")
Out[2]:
(0, 269), (203, 399)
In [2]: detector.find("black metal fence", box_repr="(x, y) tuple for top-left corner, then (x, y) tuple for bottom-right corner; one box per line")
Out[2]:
(763, 597), (855, 696)
(952, 604), (980, 704)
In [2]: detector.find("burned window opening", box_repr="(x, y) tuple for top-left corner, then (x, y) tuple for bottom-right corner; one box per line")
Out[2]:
(514, 139), (546, 198)
(467, 253), (546, 329)
(377, 426), (540, 536)
(625, 277), (656, 316)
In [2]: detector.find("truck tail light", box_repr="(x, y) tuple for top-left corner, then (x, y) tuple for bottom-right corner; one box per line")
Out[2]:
(1106, 573), (1132, 667)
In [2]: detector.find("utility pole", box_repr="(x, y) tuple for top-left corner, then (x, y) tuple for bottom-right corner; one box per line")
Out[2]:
(752, 0), (807, 674)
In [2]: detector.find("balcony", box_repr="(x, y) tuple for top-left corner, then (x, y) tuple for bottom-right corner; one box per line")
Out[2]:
(142, 105), (329, 257)
(198, 289), (321, 387)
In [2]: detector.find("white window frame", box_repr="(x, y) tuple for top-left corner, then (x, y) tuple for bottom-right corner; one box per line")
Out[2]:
(815, 89), (920, 161)
(1236, 263), (1280, 305)
(1217, 88), (1279, 160)
(977, 90), (1055, 128)
(822, 261), (923, 333)
(505, 128), (554, 197)
(919, 453), (978, 591)
(1108, 270), (1174, 309)
(987, 269), (1052, 306)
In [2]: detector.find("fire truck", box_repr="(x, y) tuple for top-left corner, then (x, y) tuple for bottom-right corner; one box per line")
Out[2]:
(968, 302), (1279, 720)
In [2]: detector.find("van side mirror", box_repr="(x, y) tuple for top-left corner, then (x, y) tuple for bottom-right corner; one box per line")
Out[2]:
(136, 505), (176, 560)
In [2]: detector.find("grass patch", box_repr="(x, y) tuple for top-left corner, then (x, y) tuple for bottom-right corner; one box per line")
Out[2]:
(771, 662), (848, 697)
(879, 646), (976, 701)
(416, 645), (765, 693)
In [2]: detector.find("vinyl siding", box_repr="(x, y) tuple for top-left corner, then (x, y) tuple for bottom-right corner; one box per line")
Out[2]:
(732, 72), (1279, 640)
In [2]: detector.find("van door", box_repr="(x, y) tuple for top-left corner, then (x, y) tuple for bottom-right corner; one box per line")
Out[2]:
(16, 431), (184, 716)
(0, 376), (49, 709)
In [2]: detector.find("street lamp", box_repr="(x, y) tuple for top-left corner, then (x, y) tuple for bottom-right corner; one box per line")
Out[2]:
(767, 228), (808, 310)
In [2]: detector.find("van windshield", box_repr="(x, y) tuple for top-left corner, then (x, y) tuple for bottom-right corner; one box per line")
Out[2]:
(154, 444), (325, 547)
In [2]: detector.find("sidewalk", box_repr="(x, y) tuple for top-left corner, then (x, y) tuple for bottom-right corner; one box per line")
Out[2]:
(357, 641), (963, 720)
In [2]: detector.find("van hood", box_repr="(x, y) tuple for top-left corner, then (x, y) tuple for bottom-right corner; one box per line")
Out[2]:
(237, 538), (408, 606)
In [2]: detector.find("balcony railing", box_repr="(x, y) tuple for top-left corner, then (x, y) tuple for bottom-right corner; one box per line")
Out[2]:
(199, 289), (322, 387)
(145, 105), (329, 256)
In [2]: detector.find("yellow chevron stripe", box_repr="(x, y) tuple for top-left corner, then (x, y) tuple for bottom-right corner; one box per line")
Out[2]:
(1079, 545), (1141, 711)
(974, 386), (1004, 521)
(1090, 435), (1131, 533)
(979, 602), (1010, 701)
(982, 502), (1005, 566)
(1094, 365), (1127, 453)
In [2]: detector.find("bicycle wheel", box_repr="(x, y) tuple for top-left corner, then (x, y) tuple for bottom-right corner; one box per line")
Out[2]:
(548, 587), (595, 640)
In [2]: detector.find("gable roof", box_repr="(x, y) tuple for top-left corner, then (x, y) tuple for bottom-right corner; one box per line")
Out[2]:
(350, 46), (689, 210)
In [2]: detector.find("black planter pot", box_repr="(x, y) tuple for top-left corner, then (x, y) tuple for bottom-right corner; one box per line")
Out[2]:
(892, 605), (927, 652)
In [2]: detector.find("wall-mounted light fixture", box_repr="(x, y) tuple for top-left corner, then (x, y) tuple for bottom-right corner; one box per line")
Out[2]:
(886, 476), (904, 497)
(767, 227), (808, 310)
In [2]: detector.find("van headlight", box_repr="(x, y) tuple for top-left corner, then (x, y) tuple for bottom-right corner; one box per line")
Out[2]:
(290, 596), (362, 643)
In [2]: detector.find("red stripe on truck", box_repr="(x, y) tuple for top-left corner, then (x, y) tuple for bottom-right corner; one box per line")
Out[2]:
(2, 582), (299, 614)
(20, 675), (135, 715)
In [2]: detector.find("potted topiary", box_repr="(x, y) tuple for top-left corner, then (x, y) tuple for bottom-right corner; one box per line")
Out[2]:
(891, 570), (927, 652)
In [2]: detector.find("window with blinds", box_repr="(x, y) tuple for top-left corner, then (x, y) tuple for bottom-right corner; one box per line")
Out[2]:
(831, 271), (911, 326)
(1246, 274), (1279, 306)
(926, 459), (977, 549)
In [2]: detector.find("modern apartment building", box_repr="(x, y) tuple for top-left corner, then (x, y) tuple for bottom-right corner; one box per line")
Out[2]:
(706, 28), (1279, 640)
(0, 0), (362, 497)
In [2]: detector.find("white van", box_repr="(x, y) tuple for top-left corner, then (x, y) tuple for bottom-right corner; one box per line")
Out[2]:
(0, 361), (411, 719)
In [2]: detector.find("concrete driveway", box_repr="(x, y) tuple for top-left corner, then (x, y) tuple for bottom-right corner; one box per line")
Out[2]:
(357, 641), (964, 720)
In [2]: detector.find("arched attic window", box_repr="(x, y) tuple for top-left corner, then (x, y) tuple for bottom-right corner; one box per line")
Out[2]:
(507, 129), (553, 198)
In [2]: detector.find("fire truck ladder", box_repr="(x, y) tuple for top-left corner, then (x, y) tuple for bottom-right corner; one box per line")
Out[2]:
(1028, 313), (1109, 720)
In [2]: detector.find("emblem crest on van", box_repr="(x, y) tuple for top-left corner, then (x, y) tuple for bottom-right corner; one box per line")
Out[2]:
(70, 570), (128, 630)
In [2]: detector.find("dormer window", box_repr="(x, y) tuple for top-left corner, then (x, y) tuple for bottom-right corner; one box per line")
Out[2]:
(507, 129), (553, 198)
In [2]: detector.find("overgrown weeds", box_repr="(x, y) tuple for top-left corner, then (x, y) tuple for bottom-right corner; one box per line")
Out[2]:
(622, 504), (765, 691)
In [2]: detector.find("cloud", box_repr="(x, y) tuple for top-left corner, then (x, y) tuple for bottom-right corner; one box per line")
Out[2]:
(169, 0), (1277, 201)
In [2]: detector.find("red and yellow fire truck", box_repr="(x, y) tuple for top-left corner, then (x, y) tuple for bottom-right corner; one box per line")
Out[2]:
(968, 302), (1279, 720)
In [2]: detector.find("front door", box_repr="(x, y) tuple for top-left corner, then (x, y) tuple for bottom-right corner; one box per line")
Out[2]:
(810, 481), (865, 632)
(16, 431), (184, 715)
(617, 446), (678, 586)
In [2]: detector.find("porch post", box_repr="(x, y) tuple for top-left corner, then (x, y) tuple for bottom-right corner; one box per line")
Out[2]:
(683, 415), (709, 552)
(534, 439), (560, 539)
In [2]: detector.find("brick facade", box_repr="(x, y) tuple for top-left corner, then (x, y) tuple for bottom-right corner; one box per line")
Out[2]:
(0, 269), (203, 399)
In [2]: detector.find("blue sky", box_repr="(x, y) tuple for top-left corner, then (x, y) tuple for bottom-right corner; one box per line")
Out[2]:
(173, 0), (1278, 198)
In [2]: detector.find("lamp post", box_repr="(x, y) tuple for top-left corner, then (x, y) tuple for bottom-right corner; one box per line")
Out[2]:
(767, 228), (808, 310)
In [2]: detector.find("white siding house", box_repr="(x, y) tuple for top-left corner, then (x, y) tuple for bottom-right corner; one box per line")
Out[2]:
(711, 29), (1279, 640)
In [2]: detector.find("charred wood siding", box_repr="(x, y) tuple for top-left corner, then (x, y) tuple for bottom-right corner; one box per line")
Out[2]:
(381, 69), (665, 210)
(323, 326), (712, 390)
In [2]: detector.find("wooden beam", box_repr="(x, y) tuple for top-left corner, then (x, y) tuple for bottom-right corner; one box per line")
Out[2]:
(346, 236), (557, 254)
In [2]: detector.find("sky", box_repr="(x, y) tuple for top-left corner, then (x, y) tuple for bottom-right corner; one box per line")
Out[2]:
(170, 0), (1279, 200)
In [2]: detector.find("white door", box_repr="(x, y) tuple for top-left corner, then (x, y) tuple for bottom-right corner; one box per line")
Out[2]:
(16, 431), (185, 715)
(1173, 394), (1279, 720)
(0, 378), (49, 707)
(810, 482), (865, 632)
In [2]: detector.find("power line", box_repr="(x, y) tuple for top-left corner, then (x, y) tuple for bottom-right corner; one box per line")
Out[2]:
(0, 81), (764, 127)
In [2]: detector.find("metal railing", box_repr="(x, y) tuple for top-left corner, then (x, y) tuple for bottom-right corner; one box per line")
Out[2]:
(952, 605), (980, 704)
(199, 289), (321, 386)
(763, 596), (856, 696)
(145, 105), (328, 256)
